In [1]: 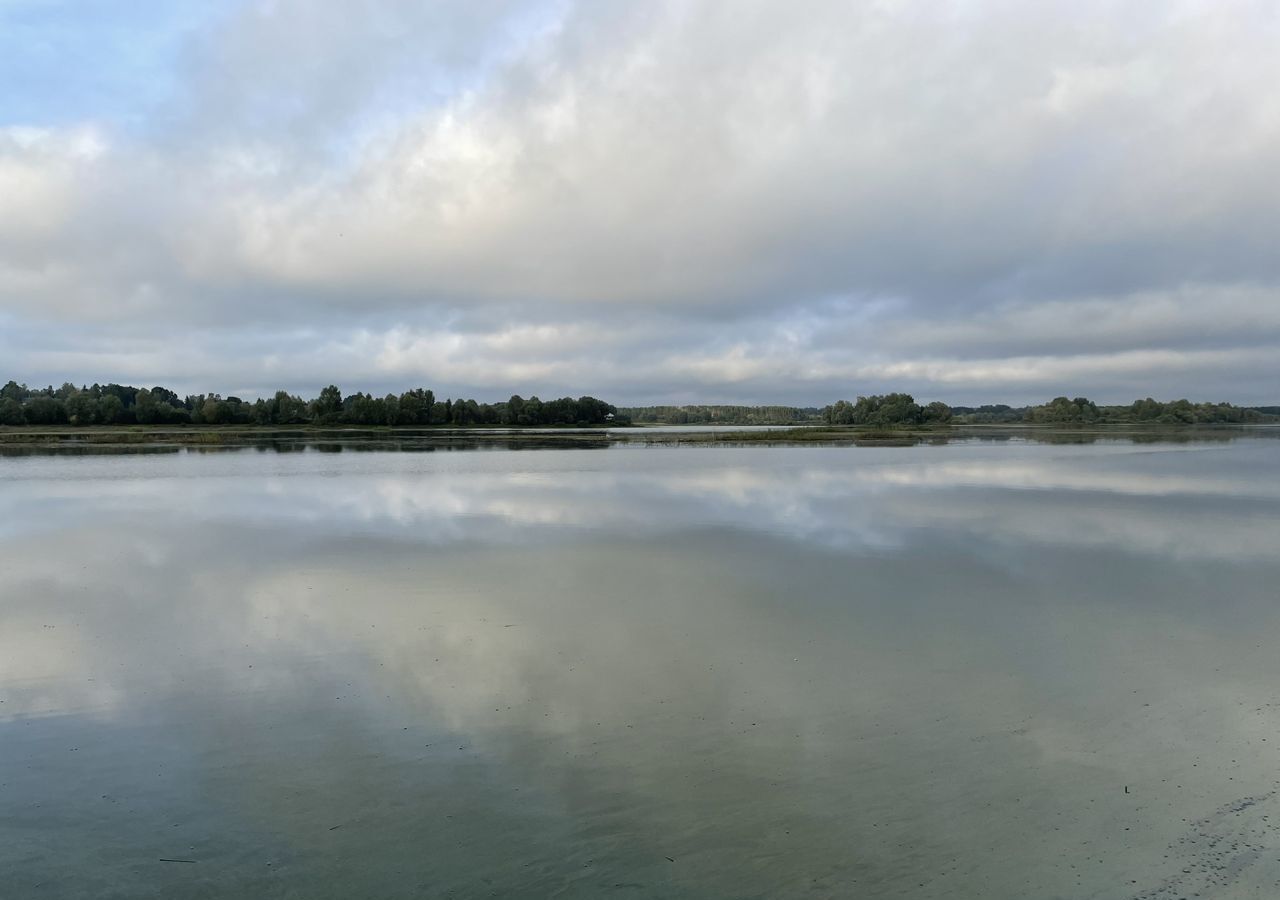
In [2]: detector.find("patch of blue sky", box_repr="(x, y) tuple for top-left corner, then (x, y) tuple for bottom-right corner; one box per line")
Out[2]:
(0, 0), (227, 129)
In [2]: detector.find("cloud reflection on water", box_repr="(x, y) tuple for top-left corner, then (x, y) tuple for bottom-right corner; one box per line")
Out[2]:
(3, 443), (1280, 897)
(3, 442), (1276, 561)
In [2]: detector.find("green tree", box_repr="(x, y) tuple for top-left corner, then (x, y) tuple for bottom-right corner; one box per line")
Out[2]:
(24, 396), (67, 424)
(201, 398), (232, 424)
(825, 400), (854, 425)
(134, 388), (159, 424)
(313, 385), (343, 423)
(0, 397), (24, 425)
(922, 401), (952, 424)
(382, 394), (401, 425)
(65, 392), (99, 425)
(97, 394), (125, 424)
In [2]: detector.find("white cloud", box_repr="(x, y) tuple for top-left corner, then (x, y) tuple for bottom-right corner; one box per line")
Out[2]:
(1, 0), (1279, 402)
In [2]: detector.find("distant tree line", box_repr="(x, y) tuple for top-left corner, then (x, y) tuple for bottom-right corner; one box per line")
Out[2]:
(3, 380), (1273, 429)
(621, 405), (823, 425)
(0, 380), (621, 427)
(637, 394), (1276, 428)
(946, 404), (1026, 424)
(822, 394), (953, 426)
(951, 396), (1277, 425)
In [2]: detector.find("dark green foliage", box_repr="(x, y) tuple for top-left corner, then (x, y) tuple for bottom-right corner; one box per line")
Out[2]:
(949, 404), (1025, 423)
(313, 385), (344, 424)
(0, 379), (1272, 429)
(1123, 397), (1259, 424)
(1019, 396), (1268, 424)
(622, 405), (821, 425)
(950, 398), (1274, 425)
(922, 401), (953, 424)
(1025, 396), (1100, 424)
(23, 395), (68, 425)
(0, 397), (24, 425)
(0, 380), (619, 428)
(822, 394), (948, 426)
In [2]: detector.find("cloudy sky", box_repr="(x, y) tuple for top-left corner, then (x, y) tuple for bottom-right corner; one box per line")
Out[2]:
(1, 0), (1278, 405)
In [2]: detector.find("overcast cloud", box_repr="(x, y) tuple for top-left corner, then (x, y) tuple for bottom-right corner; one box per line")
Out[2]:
(1, 0), (1278, 404)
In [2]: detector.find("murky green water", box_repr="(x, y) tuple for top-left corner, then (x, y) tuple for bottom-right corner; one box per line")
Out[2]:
(3, 436), (1280, 898)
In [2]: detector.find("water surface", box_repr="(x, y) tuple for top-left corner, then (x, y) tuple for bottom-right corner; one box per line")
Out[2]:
(3, 437), (1280, 898)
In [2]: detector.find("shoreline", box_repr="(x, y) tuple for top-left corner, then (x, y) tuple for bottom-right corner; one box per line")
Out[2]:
(1, 422), (1276, 451)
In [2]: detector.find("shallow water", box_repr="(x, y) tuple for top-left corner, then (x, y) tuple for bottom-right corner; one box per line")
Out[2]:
(3, 436), (1280, 898)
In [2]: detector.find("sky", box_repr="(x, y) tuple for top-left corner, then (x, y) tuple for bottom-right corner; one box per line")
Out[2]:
(1, 0), (1278, 406)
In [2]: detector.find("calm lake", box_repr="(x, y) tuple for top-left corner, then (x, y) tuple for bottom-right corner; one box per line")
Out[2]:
(3, 434), (1280, 898)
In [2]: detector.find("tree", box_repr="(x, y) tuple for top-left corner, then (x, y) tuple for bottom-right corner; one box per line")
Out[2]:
(1027, 396), (1091, 423)
(873, 393), (921, 425)
(201, 398), (232, 425)
(520, 396), (543, 425)
(382, 394), (401, 425)
(313, 385), (343, 424)
(825, 400), (854, 425)
(151, 386), (182, 408)
(24, 396), (66, 424)
(503, 395), (525, 426)
(272, 391), (307, 424)
(0, 397), (24, 425)
(134, 388), (159, 424)
(98, 394), (125, 424)
(922, 401), (952, 424)
(65, 392), (99, 425)
(575, 396), (615, 424)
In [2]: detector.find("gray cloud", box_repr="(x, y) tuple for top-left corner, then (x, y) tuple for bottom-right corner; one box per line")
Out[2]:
(2, 0), (1279, 403)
